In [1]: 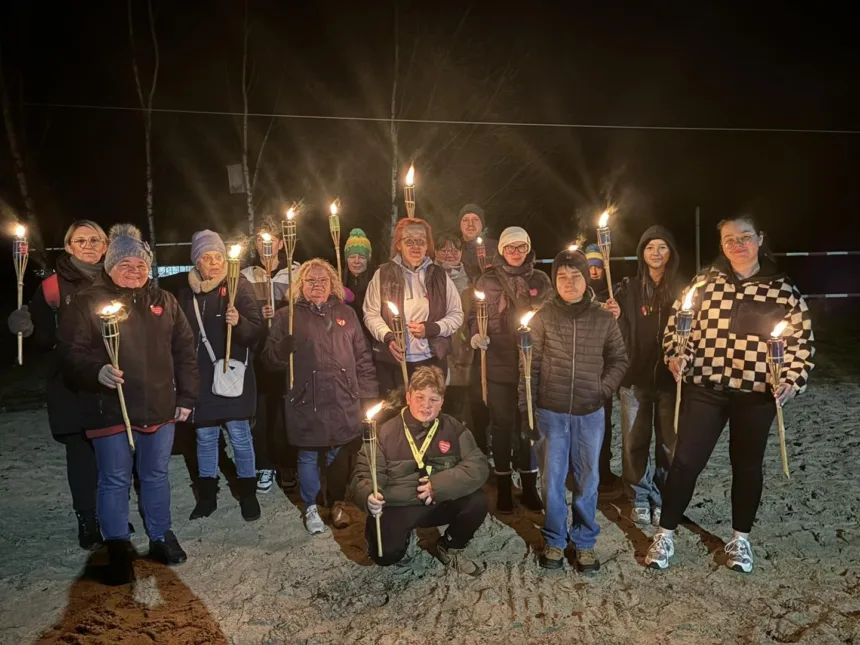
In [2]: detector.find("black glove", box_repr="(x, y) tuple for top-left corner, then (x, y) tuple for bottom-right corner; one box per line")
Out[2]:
(520, 409), (539, 442)
(8, 306), (34, 337)
(279, 333), (296, 356)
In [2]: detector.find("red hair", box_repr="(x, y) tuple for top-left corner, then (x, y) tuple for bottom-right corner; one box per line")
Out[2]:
(390, 218), (435, 260)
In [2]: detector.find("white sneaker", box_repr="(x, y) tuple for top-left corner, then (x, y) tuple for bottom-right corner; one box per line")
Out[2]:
(725, 535), (753, 573)
(305, 505), (326, 535)
(645, 532), (675, 570)
(651, 507), (662, 527)
(256, 469), (275, 493)
(630, 506), (650, 525)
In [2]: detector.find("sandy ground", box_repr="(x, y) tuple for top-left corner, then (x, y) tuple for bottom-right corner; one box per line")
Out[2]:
(1, 333), (860, 644)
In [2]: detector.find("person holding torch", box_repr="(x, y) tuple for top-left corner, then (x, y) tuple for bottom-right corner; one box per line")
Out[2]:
(458, 204), (498, 283)
(646, 214), (814, 574)
(57, 224), (199, 585)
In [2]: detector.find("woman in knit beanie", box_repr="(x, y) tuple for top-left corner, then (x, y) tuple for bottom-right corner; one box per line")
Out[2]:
(344, 228), (373, 340)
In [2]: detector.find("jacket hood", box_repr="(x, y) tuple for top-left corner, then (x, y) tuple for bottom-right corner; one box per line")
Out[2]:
(637, 225), (680, 279)
(394, 253), (432, 274)
(712, 252), (783, 282)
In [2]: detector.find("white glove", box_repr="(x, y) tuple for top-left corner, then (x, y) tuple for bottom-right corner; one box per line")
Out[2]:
(470, 334), (490, 351)
(367, 492), (385, 517)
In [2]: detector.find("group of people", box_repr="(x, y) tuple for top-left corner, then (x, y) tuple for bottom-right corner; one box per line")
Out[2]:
(6, 205), (814, 585)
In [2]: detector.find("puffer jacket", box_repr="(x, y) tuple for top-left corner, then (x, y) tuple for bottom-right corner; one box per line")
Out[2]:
(519, 293), (628, 416)
(261, 295), (378, 448)
(351, 409), (488, 511)
(462, 237), (499, 283)
(470, 252), (553, 384)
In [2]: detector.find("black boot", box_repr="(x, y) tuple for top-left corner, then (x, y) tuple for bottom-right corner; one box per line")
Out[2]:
(105, 539), (136, 585)
(148, 529), (187, 565)
(189, 477), (218, 520)
(519, 472), (544, 512)
(495, 473), (513, 514)
(238, 477), (261, 522)
(75, 511), (103, 550)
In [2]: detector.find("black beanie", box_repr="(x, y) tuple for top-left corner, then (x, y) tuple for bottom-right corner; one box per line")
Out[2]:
(552, 247), (590, 284)
(458, 204), (485, 225)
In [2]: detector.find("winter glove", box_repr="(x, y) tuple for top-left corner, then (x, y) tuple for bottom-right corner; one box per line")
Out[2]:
(280, 333), (296, 357)
(470, 334), (489, 351)
(520, 409), (539, 442)
(367, 492), (385, 517)
(344, 287), (355, 304)
(8, 306), (34, 337)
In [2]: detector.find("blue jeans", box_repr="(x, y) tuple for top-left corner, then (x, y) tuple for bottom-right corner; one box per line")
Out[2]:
(620, 386), (677, 507)
(93, 424), (175, 542)
(297, 447), (341, 507)
(196, 420), (256, 479)
(535, 408), (604, 550)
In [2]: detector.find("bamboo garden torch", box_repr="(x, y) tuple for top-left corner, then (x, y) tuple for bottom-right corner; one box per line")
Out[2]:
(386, 301), (409, 389)
(404, 164), (416, 218)
(12, 224), (28, 366)
(518, 311), (536, 431)
(329, 199), (342, 278)
(99, 302), (134, 452)
(768, 321), (791, 479)
(363, 401), (385, 557)
(672, 281), (704, 433)
(261, 232), (275, 329)
(475, 236), (487, 272)
(596, 211), (615, 300)
(474, 290), (488, 404)
(281, 207), (298, 389)
(224, 244), (242, 373)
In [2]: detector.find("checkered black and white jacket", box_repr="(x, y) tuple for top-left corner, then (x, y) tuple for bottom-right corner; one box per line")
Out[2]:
(663, 259), (814, 395)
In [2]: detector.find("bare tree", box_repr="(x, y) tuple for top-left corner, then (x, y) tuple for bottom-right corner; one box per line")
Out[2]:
(388, 3), (400, 242)
(128, 0), (160, 281)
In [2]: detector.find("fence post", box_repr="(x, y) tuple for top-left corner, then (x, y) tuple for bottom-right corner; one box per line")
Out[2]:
(695, 206), (701, 272)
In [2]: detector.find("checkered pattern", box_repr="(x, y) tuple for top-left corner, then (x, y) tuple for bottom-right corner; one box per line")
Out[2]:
(664, 268), (815, 394)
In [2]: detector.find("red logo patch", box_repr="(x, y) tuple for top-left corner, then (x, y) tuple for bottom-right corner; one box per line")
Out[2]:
(150, 305), (163, 316)
(438, 440), (451, 454)
(529, 288), (538, 296)
(220, 286), (227, 297)
(336, 318), (347, 327)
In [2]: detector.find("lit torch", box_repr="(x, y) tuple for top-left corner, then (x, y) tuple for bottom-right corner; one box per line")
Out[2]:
(12, 224), (28, 366)
(404, 164), (416, 218)
(261, 232), (275, 329)
(363, 401), (384, 557)
(224, 244), (242, 373)
(98, 301), (134, 452)
(518, 310), (536, 431)
(768, 321), (790, 479)
(475, 236), (487, 272)
(329, 200), (342, 278)
(596, 211), (614, 300)
(386, 301), (409, 390)
(281, 207), (298, 389)
(475, 290), (488, 404)
(673, 281), (705, 433)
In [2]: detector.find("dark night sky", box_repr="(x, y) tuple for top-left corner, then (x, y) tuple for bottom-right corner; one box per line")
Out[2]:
(1, 0), (859, 300)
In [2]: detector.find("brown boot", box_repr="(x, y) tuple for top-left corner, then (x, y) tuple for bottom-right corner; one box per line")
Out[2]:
(437, 540), (483, 577)
(331, 501), (351, 529)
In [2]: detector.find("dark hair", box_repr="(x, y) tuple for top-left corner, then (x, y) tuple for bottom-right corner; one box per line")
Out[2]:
(639, 238), (677, 311)
(716, 213), (775, 262)
(435, 231), (463, 251)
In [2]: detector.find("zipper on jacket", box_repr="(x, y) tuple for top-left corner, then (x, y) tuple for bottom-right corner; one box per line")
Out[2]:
(342, 368), (357, 401)
(652, 307), (662, 388)
(312, 370), (317, 412)
(569, 319), (577, 415)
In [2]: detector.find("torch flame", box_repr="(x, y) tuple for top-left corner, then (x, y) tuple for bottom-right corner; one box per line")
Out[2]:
(228, 244), (242, 260)
(261, 232), (272, 242)
(405, 164), (415, 186)
(14, 224), (26, 238)
(520, 311), (536, 328)
(330, 201), (339, 216)
(771, 321), (788, 338)
(386, 301), (399, 316)
(99, 301), (123, 316)
(568, 244), (579, 252)
(681, 280), (707, 311)
(476, 236), (483, 246)
(365, 401), (384, 420)
(286, 208), (295, 220)
(598, 211), (610, 228)
(474, 290), (485, 301)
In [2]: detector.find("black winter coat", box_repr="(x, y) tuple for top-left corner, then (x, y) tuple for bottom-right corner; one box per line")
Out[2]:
(469, 253), (553, 384)
(57, 276), (199, 437)
(519, 294), (628, 416)
(261, 295), (379, 448)
(462, 237), (499, 283)
(178, 273), (264, 427)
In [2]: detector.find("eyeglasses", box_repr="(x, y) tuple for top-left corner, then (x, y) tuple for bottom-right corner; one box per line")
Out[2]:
(303, 278), (330, 286)
(71, 237), (105, 248)
(437, 246), (460, 255)
(503, 243), (529, 254)
(722, 235), (758, 250)
(402, 238), (428, 248)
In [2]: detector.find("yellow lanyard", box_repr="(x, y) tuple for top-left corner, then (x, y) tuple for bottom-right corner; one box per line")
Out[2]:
(401, 408), (440, 475)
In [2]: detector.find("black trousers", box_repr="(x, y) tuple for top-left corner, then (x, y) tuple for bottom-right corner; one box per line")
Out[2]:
(366, 488), (488, 566)
(486, 381), (533, 473)
(56, 433), (98, 514)
(376, 356), (443, 400)
(467, 357), (490, 453)
(660, 384), (776, 533)
(253, 390), (283, 471)
(599, 395), (614, 481)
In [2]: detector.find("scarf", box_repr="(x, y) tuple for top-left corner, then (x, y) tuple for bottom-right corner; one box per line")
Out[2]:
(494, 252), (536, 310)
(69, 255), (104, 283)
(188, 266), (228, 294)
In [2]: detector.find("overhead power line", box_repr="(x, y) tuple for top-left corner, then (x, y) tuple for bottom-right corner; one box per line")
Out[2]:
(21, 101), (860, 135)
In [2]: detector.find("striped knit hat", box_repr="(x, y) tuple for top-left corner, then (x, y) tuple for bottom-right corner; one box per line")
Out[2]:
(584, 243), (604, 268)
(344, 228), (372, 259)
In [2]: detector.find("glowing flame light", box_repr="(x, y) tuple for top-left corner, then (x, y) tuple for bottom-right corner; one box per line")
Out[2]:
(100, 301), (123, 317)
(568, 244), (579, 252)
(386, 301), (399, 316)
(474, 290), (485, 301)
(476, 236), (483, 246)
(520, 311), (536, 328)
(365, 401), (384, 420)
(286, 208), (295, 220)
(681, 280), (707, 311)
(261, 232), (272, 242)
(405, 164), (415, 186)
(598, 211), (610, 228)
(14, 225), (26, 238)
(228, 244), (242, 260)
(330, 201), (339, 216)
(771, 321), (788, 338)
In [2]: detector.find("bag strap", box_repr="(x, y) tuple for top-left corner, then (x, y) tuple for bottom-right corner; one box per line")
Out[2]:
(192, 296), (218, 365)
(43, 274), (60, 310)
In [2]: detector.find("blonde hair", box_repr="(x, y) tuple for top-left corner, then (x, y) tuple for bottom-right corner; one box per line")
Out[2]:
(64, 220), (107, 248)
(408, 366), (446, 398)
(288, 258), (345, 304)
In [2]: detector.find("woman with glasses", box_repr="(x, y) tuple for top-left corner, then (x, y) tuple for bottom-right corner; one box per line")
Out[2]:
(7, 220), (108, 550)
(469, 226), (552, 514)
(262, 259), (378, 535)
(646, 214), (815, 573)
(363, 218), (463, 398)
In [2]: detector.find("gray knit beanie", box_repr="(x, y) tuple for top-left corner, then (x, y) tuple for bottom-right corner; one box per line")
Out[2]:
(191, 229), (226, 265)
(104, 224), (153, 273)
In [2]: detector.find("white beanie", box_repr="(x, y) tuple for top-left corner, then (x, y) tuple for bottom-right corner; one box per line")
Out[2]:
(498, 226), (531, 254)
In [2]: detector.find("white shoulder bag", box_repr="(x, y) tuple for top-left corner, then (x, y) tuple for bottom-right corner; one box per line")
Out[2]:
(192, 296), (248, 398)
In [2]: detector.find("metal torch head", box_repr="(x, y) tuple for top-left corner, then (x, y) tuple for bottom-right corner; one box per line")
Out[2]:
(767, 337), (785, 367)
(518, 328), (532, 352)
(597, 226), (611, 251)
(12, 239), (28, 259)
(675, 310), (693, 336)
